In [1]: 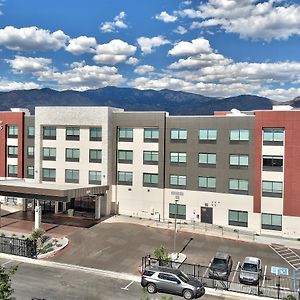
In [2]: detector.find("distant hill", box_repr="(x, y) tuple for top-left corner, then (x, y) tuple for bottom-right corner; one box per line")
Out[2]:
(0, 86), (276, 115)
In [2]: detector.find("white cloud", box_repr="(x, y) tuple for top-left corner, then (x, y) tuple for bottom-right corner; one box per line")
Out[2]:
(100, 11), (128, 33)
(126, 57), (139, 65)
(0, 26), (69, 51)
(155, 11), (177, 23)
(173, 25), (187, 35)
(6, 55), (52, 73)
(0, 79), (40, 92)
(182, 1), (192, 6)
(65, 36), (97, 55)
(258, 88), (300, 102)
(134, 65), (155, 75)
(93, 39), (136, 65)
(168, 38), (212, 56)
(137, 36), (170, 55)
(176, 8), (202, 18)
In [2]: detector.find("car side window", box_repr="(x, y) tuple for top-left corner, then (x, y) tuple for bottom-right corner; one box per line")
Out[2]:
(158, 273), (178, 283)
(143, 270), (155, 276)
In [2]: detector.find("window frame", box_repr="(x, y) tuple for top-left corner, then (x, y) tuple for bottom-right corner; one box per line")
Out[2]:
(169, 203), (186, 220)
(43, 126), (56, 140)
(118, 150), (133, 164)
(262, 213), (282, 231)
(170, 152), (187, 164)
(42, 168), (56, 182)
(89, 127), (102, 141)
(229, 178), (249, 194)
(65, 169), (80, 183)
(229, 154), (249, 168)
(143, 173), (159, 187)
(230, 129), (249, 142)
(27, 146), (34, 158)
(43, 147), (56, 161)
(89, 149), (102, 163)
(199, 129), (217, 143)
(118, 128), (133, 142)
(7, 125), (18, 138)
(262, 155), (283, 172)
(262, 180), (283, 197)
(27, 166), (34, 178)
(143, 151), (159, 165)
(198, 176), (216, 191)
(89, 170), (102, 185)
(27, 126), (35, 138)
(263, 128), (284, 145)
(198, 152), (216, 166)
(228, 210), (248, 227)
(65, 148), (80, 162)
(66, 127), (80, 141)
(7, 146), (18, 158)
(170, 128), (187, 142)
(117, 171), (133, 185)
(7, 165), (18, 177)
(169, 175), (186, 188)
(144, 128), (159, 142)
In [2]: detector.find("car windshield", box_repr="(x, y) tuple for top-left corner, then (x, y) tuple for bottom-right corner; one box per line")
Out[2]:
(178, 271), (189, 283)
(242, 263), (258, 272)
(211, 258), (227, 270)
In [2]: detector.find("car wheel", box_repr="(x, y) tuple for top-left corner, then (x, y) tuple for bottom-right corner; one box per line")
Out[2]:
(146, 283), (157, 294)
(183, 289), (194, 300)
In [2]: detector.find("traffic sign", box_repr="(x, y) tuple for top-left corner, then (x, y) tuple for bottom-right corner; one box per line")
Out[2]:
(271, 266), (289, 276)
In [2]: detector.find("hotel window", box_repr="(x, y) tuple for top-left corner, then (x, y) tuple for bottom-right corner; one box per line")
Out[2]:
(27, 126), (35, 138)
(198, 176), (216, 190)
(65, 169), (79, 183)
(89, 149), (102, 163)
(8, 165), (18, 177)
(66, 127), (80, 141)
(118, 150), (133, 164)
(170, 152), (187, 164)
(143, 151), (159, 165)
(229, 179), (248, 194)
(198, 153), (216, 166)
(43, 126), (56, 140)
(169, 203), (186, 220)
(66, 148), (80, 162)
(263, 155), (283, 171)
(43, 147), (56, 161)
(7, 125), (18, 138)
(144, 128), (159, 142)
(262, 180), (282, 197)
(228, 210), (248, 227)
(27, 146), (34, 158)
(118, 128), (133, 142)
(89, 127), (102, 141)
(42, 168), (56, 182)
(263, 128), (284, 145)
(8, 146), (18, 158)
(262, 213), (282, 231)
(118, 171), (133, 185)
(89, 170), (102, 185)
(230, 129), (249, 142)
(143, 173), (159, 187)
(229, 154), (248, 168)
(170, 129), (187, 142)
(27, 166), (34, 178)
(170, 175), (186, 187)
(199, 129), (217, 142)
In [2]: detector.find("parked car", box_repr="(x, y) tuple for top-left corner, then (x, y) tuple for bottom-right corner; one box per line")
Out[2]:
(141, 265), (205, 299)
(239, 256), (262, 285)
(208, 252), (233, 280)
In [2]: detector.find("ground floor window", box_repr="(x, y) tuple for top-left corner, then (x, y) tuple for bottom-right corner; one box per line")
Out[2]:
(169, 203), (186, 220)
(262, 213), (282, 231)
(228, 210), (248, 227)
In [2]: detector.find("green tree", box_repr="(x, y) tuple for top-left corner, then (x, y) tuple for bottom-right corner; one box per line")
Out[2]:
(283, 296), (296, 300)
(0, 265), (18, 300)
(153, 246), (171, 266)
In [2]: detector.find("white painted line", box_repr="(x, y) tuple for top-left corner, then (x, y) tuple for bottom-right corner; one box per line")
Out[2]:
(203, 258), (213, 277)
(262, 265), (267, 287)
(232, 261), (240, 282)
(121, 280), (134, 290)
(1, 260), (12, 267)
(269, 285), (290, 290)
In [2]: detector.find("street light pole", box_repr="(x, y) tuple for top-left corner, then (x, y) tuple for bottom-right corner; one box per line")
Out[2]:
(173, 199), (179, 254)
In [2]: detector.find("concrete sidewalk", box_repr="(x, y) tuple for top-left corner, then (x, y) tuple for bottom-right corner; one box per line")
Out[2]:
(104, 215), (300, 249)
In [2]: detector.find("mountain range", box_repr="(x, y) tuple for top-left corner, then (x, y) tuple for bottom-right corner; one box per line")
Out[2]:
(0, 86), (298, 115)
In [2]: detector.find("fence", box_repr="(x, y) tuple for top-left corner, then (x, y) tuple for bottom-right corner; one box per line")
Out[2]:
(0, 236), (37, 258)
(141, 255), (300, 299)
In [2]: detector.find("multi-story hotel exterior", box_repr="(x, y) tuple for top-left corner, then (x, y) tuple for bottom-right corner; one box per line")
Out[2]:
(0, 105), (299, 237)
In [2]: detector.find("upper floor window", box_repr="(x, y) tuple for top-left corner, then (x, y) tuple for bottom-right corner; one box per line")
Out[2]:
(229, 179), (248, 194)
(263, 155), (283, 172)
(65, 169), (79, 183)
(43, 126), (56, 140)
(170, 129), (187, 142)
(262, 213), (282, 231)
(199, 129), (217, 142)
(144, 128), (159, 142)
(89, 149), (102, 163)
(198, 153), (216, 166)
(143, 151), (159, 165)
(263, 128), (284, 145)
(230, 129), (249, 142)
(66, 127), (80, 141)
(27, 126), (35, 138)
(89, 127), (102, 141)
(262, 180), (283, 197)
(198, 176), (216, 190)
(65, 148), (80, 162)
(118, 128), (133, 142)
(42, 168), (56, 182)
(118, 150), (133, 164)
(7, 125), (18, 138)
(89, 170), (101, 185)
(118, 171), (133, 185)
(143, 173), (159, 187)
(170, 152), (187, 164)
(27, 166), (34, 179)
(229, 154), (248, 168)
(43, 147), (56, 161)
(229, 210), (248, 227)
(8, 165), (18, 177)
(170, 175), (186, 187)
(27, 146), (34, 158)
(8, 146), (18, 158)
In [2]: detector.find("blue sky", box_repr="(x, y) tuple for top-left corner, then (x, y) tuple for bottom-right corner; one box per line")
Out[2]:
(1, 0), (300, 101)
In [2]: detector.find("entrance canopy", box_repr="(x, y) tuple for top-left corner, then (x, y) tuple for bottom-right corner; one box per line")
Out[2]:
(0, 180), (109, 202)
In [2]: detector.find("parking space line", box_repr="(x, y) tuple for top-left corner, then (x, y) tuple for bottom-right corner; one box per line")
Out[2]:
(1, 260), (12, 267)
(262, 265), (267, 286)
(232, 261), (240, 282)
(203, 258), (213, 277)
(121, 280), (135, 290)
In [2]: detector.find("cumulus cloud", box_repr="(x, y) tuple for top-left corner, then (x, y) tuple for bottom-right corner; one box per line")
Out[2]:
(137, 36), (170, 55)
(65, 36), (97, 55)
(100, 11), (128, 33)
(258, 88), (300, 102)
(173, 25), (187, 35)
(93, 39), (136, 65)
(155, 11), (177, 23)
(0, 80), (40, 92)
(0, 26), (69, 51)
(134, 65), (155, 75)
(126, 57), (139, 65)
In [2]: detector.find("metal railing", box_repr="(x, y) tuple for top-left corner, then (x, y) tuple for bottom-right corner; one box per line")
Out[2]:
(0, 236), (37, 258)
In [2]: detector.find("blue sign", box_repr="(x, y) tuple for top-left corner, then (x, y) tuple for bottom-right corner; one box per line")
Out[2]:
(271, 266), (289, 276)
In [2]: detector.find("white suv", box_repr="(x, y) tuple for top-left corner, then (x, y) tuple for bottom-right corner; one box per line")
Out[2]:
(239, 256), (262, 285)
